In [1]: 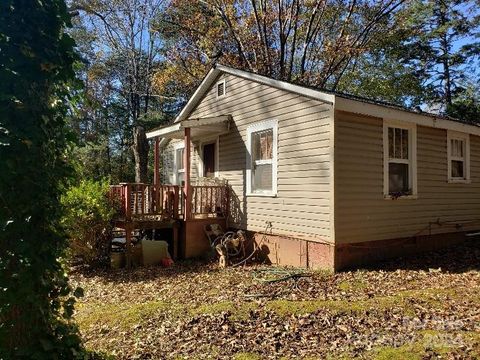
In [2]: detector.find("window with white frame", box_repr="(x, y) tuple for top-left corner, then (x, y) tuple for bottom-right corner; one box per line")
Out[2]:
(246, 120), (278, 196)
(216, 79), (226, 98)
(174, 145), (185, 186)
(383, 121), (417, 197)
(447, 131), (470, 182)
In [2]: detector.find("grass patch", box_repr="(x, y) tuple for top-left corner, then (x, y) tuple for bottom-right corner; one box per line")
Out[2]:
(76, 299), (257, 331)
(265, 288), (459, 317)
(76, 301), (176, 331)
(234, 353), (262, 360)
(373, 344), (425, 360)
(265, 297), (397, 316)
(337, 279), (368, 292)
(372, 329), (478, 360)
(76, 287), (462, 332)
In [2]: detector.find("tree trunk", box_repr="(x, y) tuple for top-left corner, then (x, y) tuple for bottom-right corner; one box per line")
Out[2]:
(132, 126), (149, 183)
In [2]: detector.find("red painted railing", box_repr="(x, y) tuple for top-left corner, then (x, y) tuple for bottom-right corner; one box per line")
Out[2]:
(190, 185), (229, 218)
(109, 183), (181, 220)
(109, 183), (228, 221)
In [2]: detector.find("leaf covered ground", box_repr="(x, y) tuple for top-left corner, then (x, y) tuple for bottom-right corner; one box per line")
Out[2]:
(72, 240), (480, 359)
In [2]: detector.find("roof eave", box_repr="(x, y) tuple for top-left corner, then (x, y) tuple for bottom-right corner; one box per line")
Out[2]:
(216, 64), (336, 104)
(336, 96), (480, 136)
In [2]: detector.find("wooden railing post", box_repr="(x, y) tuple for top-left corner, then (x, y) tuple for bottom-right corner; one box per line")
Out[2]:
(225, 186), (230, 219)
(184, 127), (191, 220)
(153, 138), (160, 213)
(173, 186), (179, 219)
(154, 138), (160, 189)
(125, 183), (132, 220)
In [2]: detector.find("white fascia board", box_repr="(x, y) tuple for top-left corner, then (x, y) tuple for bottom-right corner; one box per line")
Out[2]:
(146, 122), (182, 139)
(182, 115), (232, 127)
(336, 97), (480, 136)
(216, 64), (335, 104)
(146, 67), (221, 139)
(174, 67), (221, 123)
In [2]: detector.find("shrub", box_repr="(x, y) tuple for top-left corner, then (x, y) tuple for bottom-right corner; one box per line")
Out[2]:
(62, 179), (115, 267)
(0, 0), (84, 356)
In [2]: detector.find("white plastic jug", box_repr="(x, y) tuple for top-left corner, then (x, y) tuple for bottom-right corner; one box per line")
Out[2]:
(142, 240), (170, 266)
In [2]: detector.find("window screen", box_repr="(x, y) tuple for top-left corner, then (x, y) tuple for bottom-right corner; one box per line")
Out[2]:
(251, 129), (273, 192)
(450, 138), (465, 179)
(387, 126), (411, 195)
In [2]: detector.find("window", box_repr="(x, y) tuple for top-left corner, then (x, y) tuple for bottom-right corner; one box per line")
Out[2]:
(216, 79), (226, 98)
(174, 145), (185, 186)
(383, 121), (417, 198)
(447, 130), (470, 182)
(246, 119), (278, 196)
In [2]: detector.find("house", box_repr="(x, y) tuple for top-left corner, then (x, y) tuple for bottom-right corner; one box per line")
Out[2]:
(125, 64), (480, 271)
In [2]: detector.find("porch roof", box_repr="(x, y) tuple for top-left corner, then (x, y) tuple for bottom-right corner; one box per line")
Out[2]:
(146, 115), (231, 140)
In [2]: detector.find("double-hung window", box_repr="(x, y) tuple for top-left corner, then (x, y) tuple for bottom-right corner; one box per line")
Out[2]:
(174, 145), (185, 186)
(447, 131), (470, 182)
(383, 121), (417, 198)
(246, 119), (278, 196)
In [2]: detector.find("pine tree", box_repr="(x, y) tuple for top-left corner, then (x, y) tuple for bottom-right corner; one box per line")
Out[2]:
(411, 0), (479, 111)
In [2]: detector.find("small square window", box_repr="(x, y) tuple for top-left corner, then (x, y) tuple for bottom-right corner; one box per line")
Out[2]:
(451, 160), (464, 178)
(216, 80), (226, 98)
(389, 163), (409, 193)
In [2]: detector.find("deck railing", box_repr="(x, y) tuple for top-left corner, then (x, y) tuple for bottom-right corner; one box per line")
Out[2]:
(109, 183), (182, 220)
(109, 183), (228, 221)
(190, 185), (229, 219)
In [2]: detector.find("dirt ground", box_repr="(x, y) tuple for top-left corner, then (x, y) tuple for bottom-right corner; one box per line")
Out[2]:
(72, 240), (480, 359)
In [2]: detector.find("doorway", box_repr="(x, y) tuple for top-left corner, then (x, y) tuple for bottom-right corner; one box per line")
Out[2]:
(202, 142), (216, 178)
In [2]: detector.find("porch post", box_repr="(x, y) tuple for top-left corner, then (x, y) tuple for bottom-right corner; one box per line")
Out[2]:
(153, 137), (160, 213)
(184, 127), (191, 220)
(154, 137), (160, 188)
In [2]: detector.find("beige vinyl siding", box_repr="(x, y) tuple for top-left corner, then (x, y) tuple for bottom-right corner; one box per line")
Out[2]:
(161, 139), (199, 184)
(189, 73), (333, 242)
(334, 110), (480, 244)
(161, 141), (175, 184)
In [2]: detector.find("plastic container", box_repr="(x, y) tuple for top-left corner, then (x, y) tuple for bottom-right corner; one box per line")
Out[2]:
(142, 240), (170, 266)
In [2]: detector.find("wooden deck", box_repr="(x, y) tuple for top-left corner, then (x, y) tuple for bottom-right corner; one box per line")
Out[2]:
(109, 183), (229, 266)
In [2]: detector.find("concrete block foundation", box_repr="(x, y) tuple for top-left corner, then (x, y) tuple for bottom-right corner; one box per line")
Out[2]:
(181, 225), (471, 271)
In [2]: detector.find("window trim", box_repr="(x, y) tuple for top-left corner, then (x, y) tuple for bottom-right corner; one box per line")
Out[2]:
(216, 79), (226, 99)
(383, 119), (417, 199)
(447, 130), (470, 183)
(246, 119), (278, 197)
(173, 142), (185, 186)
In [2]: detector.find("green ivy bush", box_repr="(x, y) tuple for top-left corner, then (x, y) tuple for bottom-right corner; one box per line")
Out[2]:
(62, 179), (116, 267)
(0, 0), (85, 357)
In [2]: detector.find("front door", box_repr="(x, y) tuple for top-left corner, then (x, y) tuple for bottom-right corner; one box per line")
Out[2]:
(203, 142), (215, 178)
